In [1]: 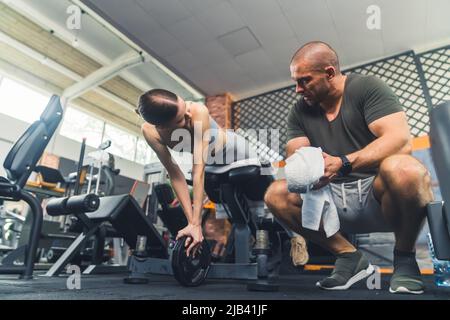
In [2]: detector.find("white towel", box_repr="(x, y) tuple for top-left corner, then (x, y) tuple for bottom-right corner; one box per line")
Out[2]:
(285, 147), (340, 238)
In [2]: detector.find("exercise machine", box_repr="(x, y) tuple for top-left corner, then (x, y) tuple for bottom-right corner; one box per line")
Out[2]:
(125, 158), (283, 290)
(42, 139), (126, 276)
(0, 95), (62, 279)
(427, 100), (450, 261)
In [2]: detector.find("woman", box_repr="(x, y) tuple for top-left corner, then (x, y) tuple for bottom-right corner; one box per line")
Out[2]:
(136, 89), (257, 256)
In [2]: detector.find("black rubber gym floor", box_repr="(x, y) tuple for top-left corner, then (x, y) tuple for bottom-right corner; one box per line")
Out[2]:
(0, 272), (449, 300)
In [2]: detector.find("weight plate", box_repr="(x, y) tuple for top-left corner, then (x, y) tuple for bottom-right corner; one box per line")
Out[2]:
(171, 237), (211, 287)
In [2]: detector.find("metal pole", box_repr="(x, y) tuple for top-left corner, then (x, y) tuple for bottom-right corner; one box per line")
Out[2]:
(413, 52), (434, 112)
(62, 51), (145, 101)
(19, 190), (43, 279)
(74, 138), (86, 195)
(95, 161), (102, 195)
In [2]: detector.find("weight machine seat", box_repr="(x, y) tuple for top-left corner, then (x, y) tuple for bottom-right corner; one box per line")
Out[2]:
(204, 158), (274, 203)
(35, 166), (65, 184)
(85, 194), (167, 257)
(204, 158), (261, 175)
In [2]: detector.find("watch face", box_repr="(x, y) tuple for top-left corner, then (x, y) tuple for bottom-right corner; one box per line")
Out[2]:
(342, 163), (351, 175)
(340, 156), (352, 176)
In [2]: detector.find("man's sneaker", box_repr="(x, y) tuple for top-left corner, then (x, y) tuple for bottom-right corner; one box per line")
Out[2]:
(316, 250), (374, 290)
(389, 250), (424, 295)
(290, 235), (309, 266)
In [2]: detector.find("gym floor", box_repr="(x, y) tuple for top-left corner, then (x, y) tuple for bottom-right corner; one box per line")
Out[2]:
(0, 272), (449, 300)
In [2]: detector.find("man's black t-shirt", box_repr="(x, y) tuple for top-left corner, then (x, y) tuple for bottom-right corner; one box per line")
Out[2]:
(286, 73), (404, 183)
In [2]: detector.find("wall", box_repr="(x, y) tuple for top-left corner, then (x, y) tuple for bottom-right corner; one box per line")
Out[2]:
(205, 93), (233, 129)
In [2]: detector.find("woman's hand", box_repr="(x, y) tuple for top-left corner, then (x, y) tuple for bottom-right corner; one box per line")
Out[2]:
(176, 223), (204, 257)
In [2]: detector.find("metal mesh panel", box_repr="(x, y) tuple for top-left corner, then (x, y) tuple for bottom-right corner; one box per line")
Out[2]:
(344, 51), (430, 137)
(233, 86), (299, 158)
(232, 47), (449, 158)
(235, 128), (283, 163)
(418, 45), (450, 107)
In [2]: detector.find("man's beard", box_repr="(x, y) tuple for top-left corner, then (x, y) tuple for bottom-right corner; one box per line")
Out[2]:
(303, 88), (327, 106)
(303, 95), (315, 106)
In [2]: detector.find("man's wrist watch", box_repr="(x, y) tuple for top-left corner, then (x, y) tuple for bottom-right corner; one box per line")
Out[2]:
(338, 155), (352, 177)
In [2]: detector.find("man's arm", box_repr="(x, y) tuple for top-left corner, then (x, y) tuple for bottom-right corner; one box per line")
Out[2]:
(322, 111), (412, 180)
(286, 102), (310, 157)
(286, 136), (311, 158)
(346, 111), (412, 170)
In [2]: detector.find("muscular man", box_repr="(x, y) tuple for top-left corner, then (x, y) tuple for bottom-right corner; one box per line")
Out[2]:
(264, 41), (433, 294)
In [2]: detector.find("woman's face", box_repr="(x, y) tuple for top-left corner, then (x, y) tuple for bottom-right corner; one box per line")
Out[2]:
(156, 97), (190, 130)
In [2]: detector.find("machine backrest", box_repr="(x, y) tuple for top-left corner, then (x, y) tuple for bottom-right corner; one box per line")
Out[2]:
(39, 95), (63, 133)
(3, 95), (63, 187)
(430, 100), (450, 235)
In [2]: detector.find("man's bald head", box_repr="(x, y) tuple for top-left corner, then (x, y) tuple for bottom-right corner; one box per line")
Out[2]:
(291, 41), (340, 74)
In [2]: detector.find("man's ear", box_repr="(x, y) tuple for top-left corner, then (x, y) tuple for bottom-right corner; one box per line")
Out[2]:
(325, 66), (336, 80)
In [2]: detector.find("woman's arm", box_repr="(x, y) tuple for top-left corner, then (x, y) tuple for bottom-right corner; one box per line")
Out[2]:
(173, 104), (211, 255)
(190, 105), (211, 227)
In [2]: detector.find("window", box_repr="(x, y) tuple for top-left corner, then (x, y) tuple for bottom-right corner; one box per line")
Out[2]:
(135, 138), (158, 165)
(0, 76), (156, 166)
(103, 124), (137, 161)
(60, 108), (150, 164)
(59, 107), (104, 147)
(0, 77), (50, 123)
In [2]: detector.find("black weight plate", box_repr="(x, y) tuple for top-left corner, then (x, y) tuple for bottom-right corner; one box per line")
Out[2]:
(171, 237), (211, 287)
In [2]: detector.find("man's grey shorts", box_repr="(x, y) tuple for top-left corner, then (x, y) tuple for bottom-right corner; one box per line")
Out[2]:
(329, 176), (393, 234)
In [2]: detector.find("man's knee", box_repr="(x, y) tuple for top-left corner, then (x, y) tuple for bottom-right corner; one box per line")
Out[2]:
(264, 180), (288, 210)
(380, 155), (430, 188)
(264, 180), (301, 214)
(379, 154), (433, 202)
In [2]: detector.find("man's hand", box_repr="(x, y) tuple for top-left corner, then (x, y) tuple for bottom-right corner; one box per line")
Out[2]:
(176, 223), (204, 257)
(312, 152), (343, 189)
(312, 176), (331, 190)
(322, 152), (343, 179)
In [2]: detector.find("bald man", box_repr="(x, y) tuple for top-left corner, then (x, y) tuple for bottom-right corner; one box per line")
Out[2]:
(264, 41), (433, 294)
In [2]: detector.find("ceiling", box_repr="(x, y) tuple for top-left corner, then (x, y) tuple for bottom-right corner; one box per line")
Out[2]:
(81, 0), (450, 100)
(4, 0), (200, 100)
(0, 0), (206, 135)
